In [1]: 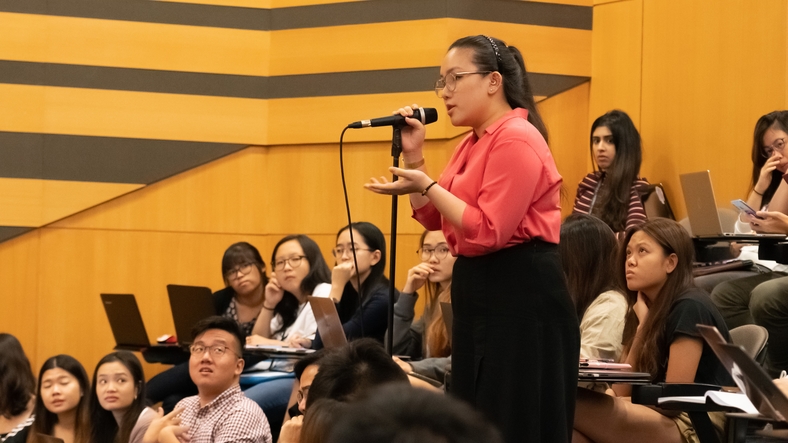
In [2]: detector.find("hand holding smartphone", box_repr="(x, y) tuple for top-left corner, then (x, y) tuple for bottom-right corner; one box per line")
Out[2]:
(731, 199), (764, 220)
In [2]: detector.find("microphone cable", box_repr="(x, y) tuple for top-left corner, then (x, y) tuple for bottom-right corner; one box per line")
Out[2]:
(339, 126), (366, 340)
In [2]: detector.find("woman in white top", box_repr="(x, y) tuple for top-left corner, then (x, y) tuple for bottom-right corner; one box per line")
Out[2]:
(89, 351), (155, 443)
(244, 234), (331, 438)
(559, 214), (628, 361)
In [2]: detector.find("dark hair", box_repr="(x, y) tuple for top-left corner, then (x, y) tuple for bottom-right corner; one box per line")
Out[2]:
(327, 384), (503, 443)
(589, 110), (643, 232)
(89, 352), (147, 443)
(336, 222), (388, 306)
(449, 35), (548, 143)
(221, 242), (269, 289)
(29, 355), (91, 443)
(293, 349), (326, 381)
(750, 111), (788, 206)
(270, 235), (332, 335)
(300, 399), (348, 443)
(620, 219), (695, 380)
(560, 214), (621, 319)
(191, 315), (245, 356)
(0, 333), (35, 418)
(306, 339), (408, 409)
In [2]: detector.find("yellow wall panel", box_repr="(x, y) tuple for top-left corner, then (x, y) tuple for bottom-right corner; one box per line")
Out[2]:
(639, 0), (787, 220)
(0, 232), (40, 368)
(589, 0), (642, 126)
(0, 84), (269, 144)
(0, 12), (269, 76)
(446, 20), (592, 77)
(158, 0), (364, 6)
(537, 82), (591, 217)
(527, 0), (592, 5)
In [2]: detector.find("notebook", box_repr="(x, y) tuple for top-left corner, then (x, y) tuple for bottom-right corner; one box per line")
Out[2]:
(166, 284), (217, 346)
(309, 296), (347, 349)
(698, 325), (788, 422)
(679, 171), (785, 240)
(100, 293), (154, 351)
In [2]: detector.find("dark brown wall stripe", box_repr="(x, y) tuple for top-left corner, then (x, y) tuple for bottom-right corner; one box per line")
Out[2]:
(0, 132), (244, 184)
(0, 61), (586, 99)
(0, 226), (33, 242)
(0, 0), (591, 31)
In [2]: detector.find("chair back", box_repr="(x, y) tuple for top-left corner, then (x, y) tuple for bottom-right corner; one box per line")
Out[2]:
(641, 183), (675, 220)
(729, 324), (769, 365)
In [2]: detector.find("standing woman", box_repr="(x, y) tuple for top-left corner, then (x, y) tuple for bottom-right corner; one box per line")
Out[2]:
(89, 352), (155, 443)
(28, 355), (91, 443)
(573, 110), (649, 235)
(366, 35), (579, 442)
(0, 334), (36, 443)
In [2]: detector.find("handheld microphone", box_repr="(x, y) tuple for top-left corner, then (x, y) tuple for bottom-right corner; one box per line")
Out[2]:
(348, 108), (438, 129)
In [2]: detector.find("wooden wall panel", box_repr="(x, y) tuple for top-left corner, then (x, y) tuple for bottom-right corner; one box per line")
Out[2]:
(537, 82), (591, 217)
(589, 0), (642, 126)
(0, 232), (40, 368)
(639, 0), (787, 220)
(0, 12), (270, 76)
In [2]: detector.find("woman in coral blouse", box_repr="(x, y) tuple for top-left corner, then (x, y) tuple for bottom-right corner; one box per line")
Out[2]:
(366, 35), (579, 443)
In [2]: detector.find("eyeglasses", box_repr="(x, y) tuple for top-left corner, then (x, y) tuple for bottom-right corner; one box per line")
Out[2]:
(274, 256), (307, 271)
(417, 245), (451, 261)
(762, 138), (787, 158)
(434, 71), (492, 98)
(224, 262), (254, 281)
(296, 386), (310, 403)
(189, 344), (239, 358)
(332, 245), (374, 258)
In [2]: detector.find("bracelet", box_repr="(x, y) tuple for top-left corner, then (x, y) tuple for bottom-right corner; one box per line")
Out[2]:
(753, 188), (764, 196)
(262, 304), (275, 311)
(404, 158), (425, 169)
(421, 181), (438, 196)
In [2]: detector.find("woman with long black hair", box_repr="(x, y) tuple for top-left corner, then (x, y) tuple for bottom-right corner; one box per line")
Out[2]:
(366, 35), (579, 443)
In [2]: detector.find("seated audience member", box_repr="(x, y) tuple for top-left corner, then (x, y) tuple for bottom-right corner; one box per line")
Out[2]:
(243, 235), (331, 434)
(392, 230), (453, 384)
(559, 214), (628, 361)
(710, 111), (788, 375)
(89, 351), (155, 443)
(0, 334), (36, 442)
(142, 316), (271, 443)
(573, 110), (649, 236)
(294, 222), (390, 349)
(148, 242), (271, 412)
(28, 355), (91, 443)
(573, 219), (734, 443)
(696, 110), (788, 292)
(326, 384), (503, 443)
(294, 399), (347, 443)
(276, 351), (326, 443)
(305, 339), (409, 408)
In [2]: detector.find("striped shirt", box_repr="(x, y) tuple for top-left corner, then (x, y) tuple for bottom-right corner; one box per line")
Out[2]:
(175, 384), (271, 443)
(572, 171), (649, 234)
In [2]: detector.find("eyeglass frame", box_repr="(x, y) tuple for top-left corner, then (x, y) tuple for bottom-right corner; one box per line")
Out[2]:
(434, 71), (492, 97)
(224, 262), (255, 281)
(762, 138), (787, 159)
(273, 255), (307, 271)
(189, 344), (241, 359)
(417, 245), (451, 261)
(296, 385), (310, 403)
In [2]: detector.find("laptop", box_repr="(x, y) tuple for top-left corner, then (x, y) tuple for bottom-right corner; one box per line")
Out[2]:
(166, 285), (217, 346)
(309, 296), (347, 349)
(679, 171), (785, 240)
(698, 325), (788, 422)
(101, 293), (154, 351)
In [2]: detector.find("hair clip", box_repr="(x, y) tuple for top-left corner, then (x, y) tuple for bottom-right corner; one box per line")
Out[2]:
(482, 35), (502, 67)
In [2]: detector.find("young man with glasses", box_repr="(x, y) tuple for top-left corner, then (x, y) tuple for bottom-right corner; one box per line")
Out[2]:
(143, 316), (272, 443)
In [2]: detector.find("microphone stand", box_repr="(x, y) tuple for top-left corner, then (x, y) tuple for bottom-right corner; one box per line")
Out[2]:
(386, 126), (402, 355)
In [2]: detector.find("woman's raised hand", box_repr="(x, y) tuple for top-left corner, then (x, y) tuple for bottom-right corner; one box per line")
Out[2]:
(403, 263), (433, 294)
(395, 104), (427, 158)
(332, 261), (356, 287)
(757, 153), (782, 191)
(264, 272), (284, 307)
(633, 292), (650, 326)
(365, 167), (434, 196)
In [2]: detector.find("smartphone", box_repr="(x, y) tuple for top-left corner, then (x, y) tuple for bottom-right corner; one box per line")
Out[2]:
(731, 199), (763, 219)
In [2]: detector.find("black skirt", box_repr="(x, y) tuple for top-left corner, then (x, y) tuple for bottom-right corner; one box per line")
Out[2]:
(451, 240), (579, 443)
